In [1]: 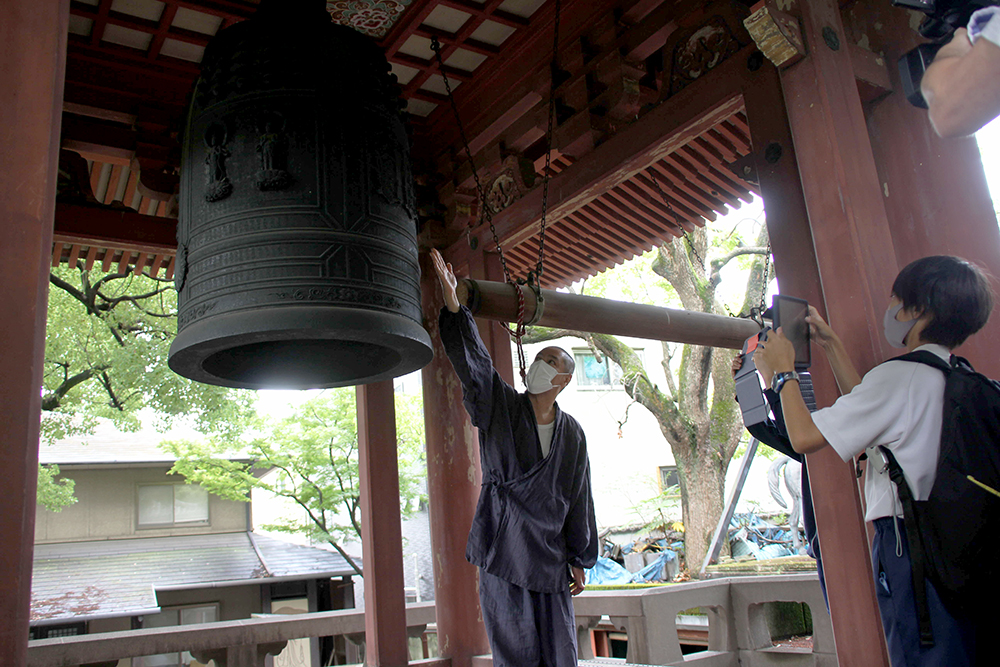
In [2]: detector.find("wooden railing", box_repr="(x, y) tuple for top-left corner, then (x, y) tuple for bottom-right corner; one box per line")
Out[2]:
(27, 574), (833, 667)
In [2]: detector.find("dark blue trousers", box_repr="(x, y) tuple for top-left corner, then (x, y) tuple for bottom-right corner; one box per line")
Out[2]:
(872, 517), (979, 666)
(479, 568), (577, 667)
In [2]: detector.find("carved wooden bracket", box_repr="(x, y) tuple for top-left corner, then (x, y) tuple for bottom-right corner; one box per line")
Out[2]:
(485, 155), (536, 215)
(744, 1), (807, 69)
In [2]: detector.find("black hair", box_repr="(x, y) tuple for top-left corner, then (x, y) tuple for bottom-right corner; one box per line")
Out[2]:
(891, 255), (994, 349)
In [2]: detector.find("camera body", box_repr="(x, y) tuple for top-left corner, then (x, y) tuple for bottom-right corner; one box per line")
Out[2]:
(735, 296), (814, 428)
(895, 0), (998, 107)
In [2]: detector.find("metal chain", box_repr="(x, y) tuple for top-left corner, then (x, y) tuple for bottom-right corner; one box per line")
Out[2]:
(535, 0), (562, 283)
(430, 36), (513, 284)
(432, 6), (563, 382)
(756, 242), (772, 323)
(648, 165), (772, 323)
(647, 166), (706, 271)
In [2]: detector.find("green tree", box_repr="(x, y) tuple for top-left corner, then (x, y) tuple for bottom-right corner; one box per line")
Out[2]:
(526, 219), (770, 574)
(38, 266), (256, 510)
(164, 389), (427, 576)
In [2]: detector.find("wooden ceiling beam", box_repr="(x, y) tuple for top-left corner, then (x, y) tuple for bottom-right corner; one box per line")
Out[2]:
(589, 198), (673, 246)
(90, 0), (113, 47)
(616, 179), (700, 229)
(382, 0), (441, 57)
(159, 0), (255, 22)
(404, 0), (508, 100)
(54, 202), (177, 253)
(415, 0), (622, 152)
(442, 45), (754, 268)
(391, 53), (475, 82)
(438, 0), (530, 28)
(563, 212), (633, 257)
(607, 186), (689, 235)
(631, 170), (719, 221)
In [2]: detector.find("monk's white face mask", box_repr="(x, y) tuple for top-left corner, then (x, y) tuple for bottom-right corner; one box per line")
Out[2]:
(525, 360), (568, 394)
(883, 302), (919, 348)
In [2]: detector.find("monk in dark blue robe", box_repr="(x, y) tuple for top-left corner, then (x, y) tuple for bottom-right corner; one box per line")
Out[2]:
(431, 249), (599, 667)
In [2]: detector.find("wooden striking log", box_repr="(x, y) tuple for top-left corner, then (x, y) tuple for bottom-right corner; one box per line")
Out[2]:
(458, 278), (760, 349)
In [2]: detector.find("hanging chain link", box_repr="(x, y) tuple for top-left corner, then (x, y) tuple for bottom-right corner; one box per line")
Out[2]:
(648, 165), (773, 323)
(431, 36), (513, 284)
(754, 241), (772, 325)
(432, 8), (564, 382)
(647, 166), (706, 271)
(534, 0), (562, 284)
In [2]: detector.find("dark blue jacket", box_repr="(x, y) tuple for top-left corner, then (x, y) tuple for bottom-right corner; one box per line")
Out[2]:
(440, 306), (599, 593)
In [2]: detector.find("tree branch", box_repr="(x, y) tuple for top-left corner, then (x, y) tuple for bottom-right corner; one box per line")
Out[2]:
(708, 246), (769, 287)
(41, 367), (103, 410)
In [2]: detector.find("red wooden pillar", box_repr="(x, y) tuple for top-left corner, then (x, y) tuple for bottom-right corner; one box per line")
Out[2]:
(742, 58), (890, 664)
(469, 251), (516, 385)
(357, 381), (409, 667)
(419, 252), (491, 667)
(845, 0), (1000, 375)
(0, 1), (69, 662)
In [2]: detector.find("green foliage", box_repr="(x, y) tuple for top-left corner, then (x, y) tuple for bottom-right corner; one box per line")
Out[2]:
(583, 250), (679, 307)
(164, 389), (426, 564)
(37, 464), (77, 512)
(42, 266), (257, 442)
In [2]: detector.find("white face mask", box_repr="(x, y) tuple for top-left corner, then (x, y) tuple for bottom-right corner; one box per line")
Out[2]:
(883, 302), (918, 348)
(525, 359), (566, 394)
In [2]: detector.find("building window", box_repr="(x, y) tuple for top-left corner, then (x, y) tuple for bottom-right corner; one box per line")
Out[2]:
(29, 622), (85, 640)
(140, 604), (219, 667)
(573, 349), (643, 389)
(659, 466), (680, 495)
(138, 484), (209, 527)
(573, 350), (622, 388)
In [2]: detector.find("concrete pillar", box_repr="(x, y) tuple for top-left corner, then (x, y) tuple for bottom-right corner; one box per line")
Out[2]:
(0, 1), (69, 663)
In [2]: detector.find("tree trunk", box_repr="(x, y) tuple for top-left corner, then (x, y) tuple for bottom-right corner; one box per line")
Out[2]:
(675, 447), (726, 573)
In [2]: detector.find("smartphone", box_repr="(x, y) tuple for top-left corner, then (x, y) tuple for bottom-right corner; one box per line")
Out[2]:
(772, 295), (811, 368)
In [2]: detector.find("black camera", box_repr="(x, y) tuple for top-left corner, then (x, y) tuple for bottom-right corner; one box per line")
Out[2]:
(896, 0), (998, 107)
(735, 296), (814, 428)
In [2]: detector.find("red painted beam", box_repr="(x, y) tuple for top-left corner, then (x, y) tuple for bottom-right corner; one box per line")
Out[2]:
(54, 202), (177, 251)
(442, 45), (753, 269)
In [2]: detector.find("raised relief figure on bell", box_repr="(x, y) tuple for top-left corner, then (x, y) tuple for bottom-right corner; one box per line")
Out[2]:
(256, 112), (291, 191)
(204, 121), (233, 202)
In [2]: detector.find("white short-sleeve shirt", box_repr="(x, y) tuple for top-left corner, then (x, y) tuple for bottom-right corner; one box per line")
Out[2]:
(811, 344), (949, 522)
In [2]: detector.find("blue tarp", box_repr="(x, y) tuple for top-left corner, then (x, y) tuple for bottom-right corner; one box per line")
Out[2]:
(631, 551), (676, 583)
(728, 512), (797, 559)
(585, 552), (678, 585)
(586, 557), (634, 585)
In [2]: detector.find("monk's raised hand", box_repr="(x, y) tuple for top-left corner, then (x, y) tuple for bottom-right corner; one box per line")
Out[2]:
(430, 248), (461, 313)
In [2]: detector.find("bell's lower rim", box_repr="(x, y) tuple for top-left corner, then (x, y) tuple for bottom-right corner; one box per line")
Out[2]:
(168, 306), (433, 390)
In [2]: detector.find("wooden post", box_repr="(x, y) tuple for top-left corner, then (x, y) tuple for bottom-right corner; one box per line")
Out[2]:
(843, 0), (1000, 376)
(419, 253), (491, 667)
(0, 1), (69, 663)
(741, 54), (891, 665)
(357, 381), (409, 667)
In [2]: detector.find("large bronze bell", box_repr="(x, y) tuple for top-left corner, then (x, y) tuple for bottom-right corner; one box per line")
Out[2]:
(169, 0), (432, 389)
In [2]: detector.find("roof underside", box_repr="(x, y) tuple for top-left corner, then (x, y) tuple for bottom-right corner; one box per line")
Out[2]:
(503, 111), (757, 288)
(57, 0), (759, 288)
(31, 532), (354, 623)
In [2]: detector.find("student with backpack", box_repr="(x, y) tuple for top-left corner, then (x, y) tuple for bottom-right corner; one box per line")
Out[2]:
(755, 255), (995, 665)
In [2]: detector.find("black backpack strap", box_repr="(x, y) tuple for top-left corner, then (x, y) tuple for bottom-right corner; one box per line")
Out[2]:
(888, 350), (953, 374)
(878, 445), (935, 647)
